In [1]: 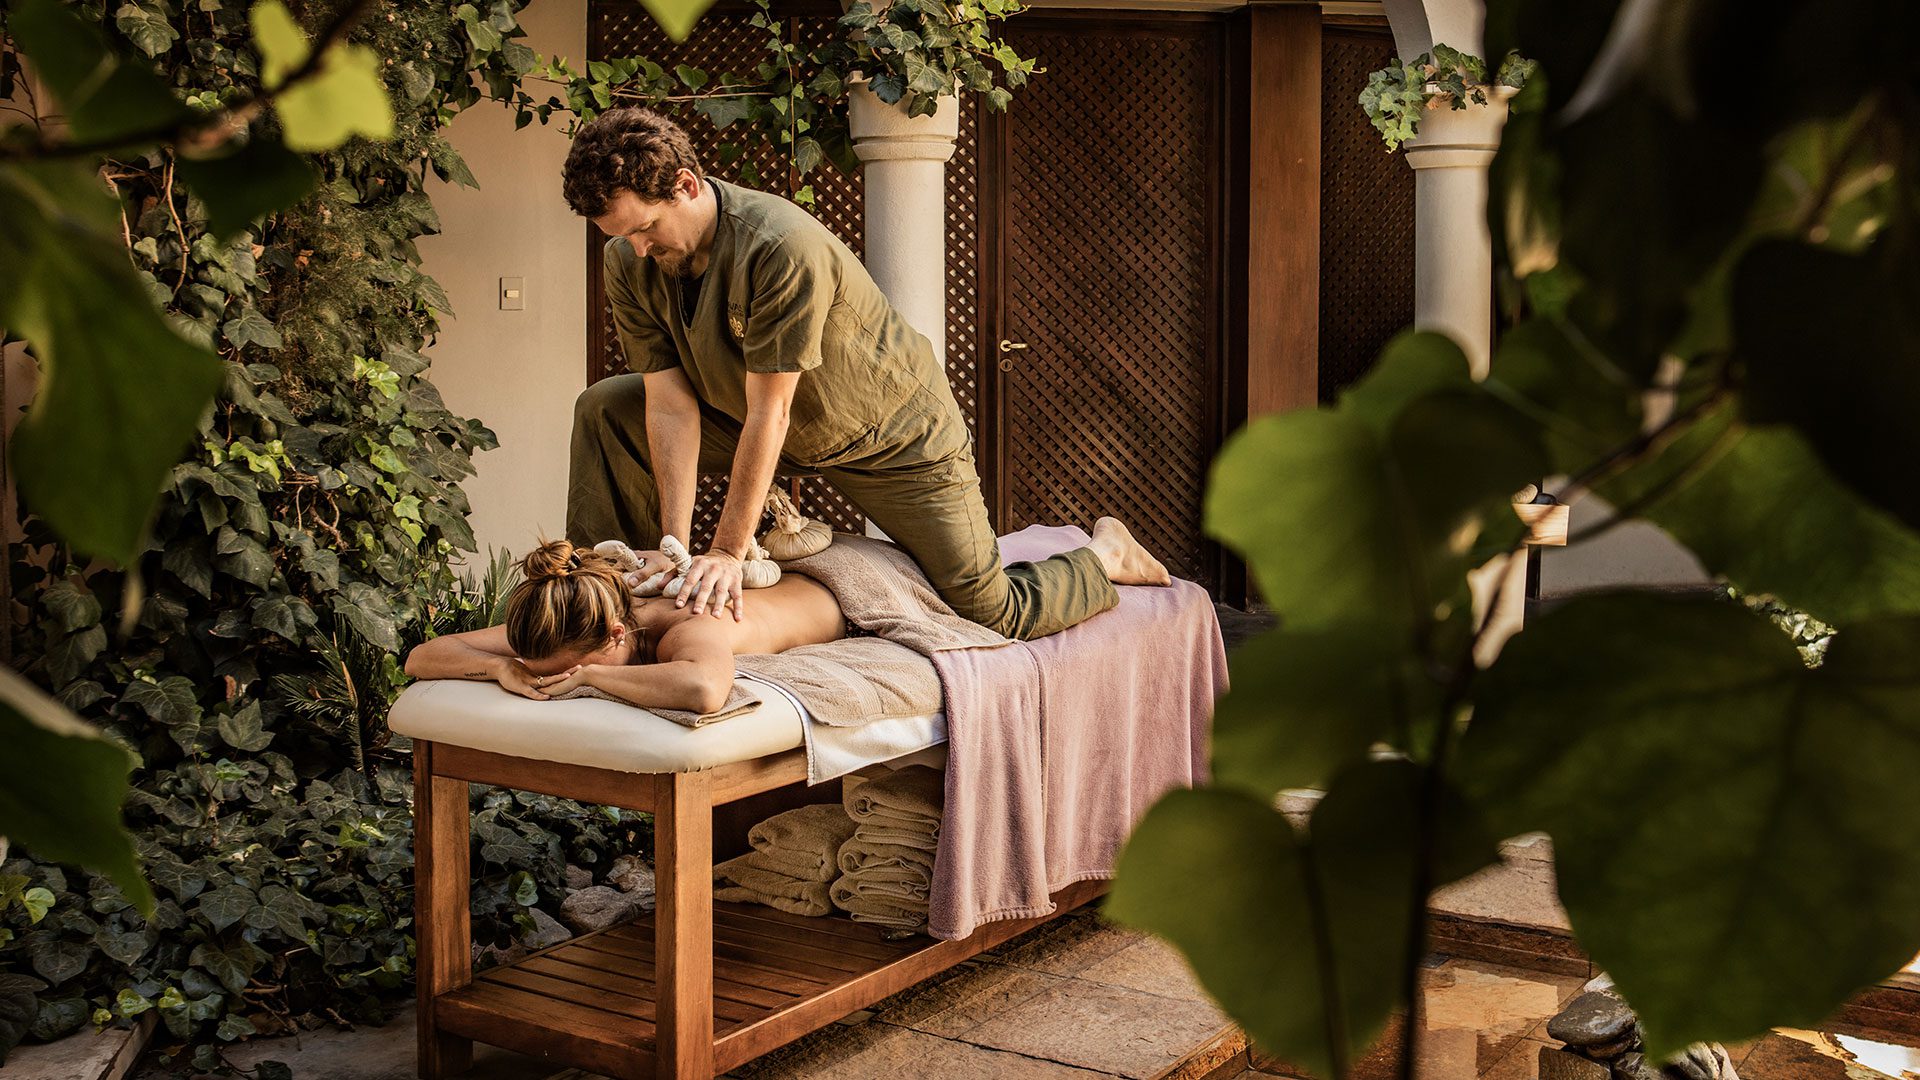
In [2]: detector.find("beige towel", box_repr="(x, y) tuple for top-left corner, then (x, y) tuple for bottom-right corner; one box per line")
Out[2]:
(551, 682), (762, 727)
(843, 763), (944, 832)
(846, 822), (938, 852)
(736, 637), (943, 726)
(836, 836), (936, 877)
(713, 851), (831, 916)
(831, 872), (929, 930)
(747, 804), (857, 883)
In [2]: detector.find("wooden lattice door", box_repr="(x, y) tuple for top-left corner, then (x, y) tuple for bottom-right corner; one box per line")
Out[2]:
(987, 15), (1227, 590)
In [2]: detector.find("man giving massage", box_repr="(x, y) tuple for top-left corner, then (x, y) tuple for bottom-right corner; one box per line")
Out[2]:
(561, 107), (1170, 639)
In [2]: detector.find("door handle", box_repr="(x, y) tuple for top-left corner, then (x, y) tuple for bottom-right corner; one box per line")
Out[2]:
(998, 339), (1027, 372)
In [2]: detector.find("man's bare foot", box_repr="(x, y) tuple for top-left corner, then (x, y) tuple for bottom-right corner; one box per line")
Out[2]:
(1089, 517), (1172, 586)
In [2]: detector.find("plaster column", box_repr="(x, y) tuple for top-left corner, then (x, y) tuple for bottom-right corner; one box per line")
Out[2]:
(1402, 90), (1511, 378)
(847, 80), (959, 364)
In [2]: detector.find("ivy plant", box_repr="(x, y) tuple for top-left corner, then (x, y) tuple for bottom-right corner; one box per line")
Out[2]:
(503, 0), (1036, 204)
(1112, 1), (1920, 1077)
(0, 0), (665, 1063)
(1359, 43), (1536, 151)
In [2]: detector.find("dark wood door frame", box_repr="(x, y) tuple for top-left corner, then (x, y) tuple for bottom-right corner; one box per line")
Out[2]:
(1219, 3), (1323, 605)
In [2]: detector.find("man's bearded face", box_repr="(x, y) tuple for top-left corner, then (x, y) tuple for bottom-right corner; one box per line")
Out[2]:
(593, 177), (705, 277)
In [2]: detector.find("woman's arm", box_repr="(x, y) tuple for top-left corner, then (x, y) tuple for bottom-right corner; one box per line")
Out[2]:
(403, 625), (548, 700)
(540, 621), (737, 714)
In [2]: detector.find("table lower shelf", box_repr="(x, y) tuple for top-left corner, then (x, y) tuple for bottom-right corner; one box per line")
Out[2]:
(433, 880), (1106, 1078)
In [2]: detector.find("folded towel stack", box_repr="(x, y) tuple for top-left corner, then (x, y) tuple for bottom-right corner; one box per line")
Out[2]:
(831, 764), (945, 933)
(713, 803), (857, 917)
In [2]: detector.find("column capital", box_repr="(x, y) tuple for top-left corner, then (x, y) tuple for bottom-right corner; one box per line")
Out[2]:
(848, 77), (960, 165)
(1403, 85), (1514, 170)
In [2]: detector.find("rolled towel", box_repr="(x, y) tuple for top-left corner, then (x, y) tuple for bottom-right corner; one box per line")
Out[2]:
(830, 873), (929, 931)
(836, 836), (935, 877)
(747, 804), (858, 883)
(843, 763), (944, 833)
(713, 851), (832, 917)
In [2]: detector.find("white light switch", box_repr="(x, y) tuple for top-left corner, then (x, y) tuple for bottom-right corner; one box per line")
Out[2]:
(499, 276), (524, 311)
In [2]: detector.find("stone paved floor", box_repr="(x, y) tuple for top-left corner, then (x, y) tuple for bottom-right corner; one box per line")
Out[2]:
(1217, 957), (1920, 1080)
(717, 904), (1234, 1079)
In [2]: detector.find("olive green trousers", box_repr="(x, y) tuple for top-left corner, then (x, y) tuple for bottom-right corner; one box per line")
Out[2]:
(565, 374), (1118, 640)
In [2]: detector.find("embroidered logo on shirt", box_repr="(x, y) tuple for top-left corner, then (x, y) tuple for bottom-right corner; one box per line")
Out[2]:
(728, 308), (745, 339)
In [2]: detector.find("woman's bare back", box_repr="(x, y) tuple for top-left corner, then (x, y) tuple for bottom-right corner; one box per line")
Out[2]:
(627, 572), (844, 662)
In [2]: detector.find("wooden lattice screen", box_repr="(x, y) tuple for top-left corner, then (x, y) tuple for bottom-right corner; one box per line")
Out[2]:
(585, 2), (983, 554)
(1318, 25), (1417, 401)
(994, 18), (1224, 589)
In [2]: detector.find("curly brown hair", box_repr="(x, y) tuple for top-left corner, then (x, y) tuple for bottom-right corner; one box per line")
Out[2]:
(562, 108), (703, 217)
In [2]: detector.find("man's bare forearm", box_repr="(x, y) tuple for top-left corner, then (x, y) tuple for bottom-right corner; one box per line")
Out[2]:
(648, 395), (703, 543)
(712, 412), (788, 558)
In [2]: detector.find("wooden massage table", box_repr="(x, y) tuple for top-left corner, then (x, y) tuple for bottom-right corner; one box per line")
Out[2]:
(389, 676), (1106, 1079)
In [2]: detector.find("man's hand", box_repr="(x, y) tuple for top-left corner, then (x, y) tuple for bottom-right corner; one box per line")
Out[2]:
(494, 658), (551, 701)
(679, 551), (745, 620)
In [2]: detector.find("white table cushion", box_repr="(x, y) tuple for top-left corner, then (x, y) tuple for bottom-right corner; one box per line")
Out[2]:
(388, 677), (804, 774)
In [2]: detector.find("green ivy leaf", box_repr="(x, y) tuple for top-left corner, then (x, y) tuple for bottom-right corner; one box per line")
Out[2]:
(0, 161), (225, 565)
(0, 974), (45, 1065)
(112, 0), (179, 57)
(195, 885), (255, 934)
(39, 578), (102, 634)
(0, 668), (151, 916)
(1458, 593), (1920, 1056)
(1107, 761), (1493, 1080)
(27, 937), (89, 986)
(216, 703), (274, 752)
(252, 0), (395, 151)
(695, 95), (758, 130)
(222, 305), (284, 350)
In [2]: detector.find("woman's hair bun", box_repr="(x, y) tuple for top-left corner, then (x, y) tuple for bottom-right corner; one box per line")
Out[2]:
(520, 538), (578, 581)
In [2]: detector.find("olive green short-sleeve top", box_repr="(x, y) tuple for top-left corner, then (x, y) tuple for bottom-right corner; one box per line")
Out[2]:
(602, 178), (958, 468)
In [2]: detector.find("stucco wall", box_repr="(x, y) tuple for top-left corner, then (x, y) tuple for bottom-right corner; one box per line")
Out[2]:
(416, 0), (590, 564)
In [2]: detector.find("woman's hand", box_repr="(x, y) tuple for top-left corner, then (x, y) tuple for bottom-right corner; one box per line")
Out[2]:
(493, 658), (551, 701)
(679, 551), (744, 620)
(530, 665), (593, 697)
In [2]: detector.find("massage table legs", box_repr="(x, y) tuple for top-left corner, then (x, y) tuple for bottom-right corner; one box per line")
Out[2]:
(415, 741), (475, 1076)
(651, 770), (715, 1078)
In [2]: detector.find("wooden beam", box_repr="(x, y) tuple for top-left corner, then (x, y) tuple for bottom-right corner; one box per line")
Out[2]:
(431, 743), (656, 814)
(1245, 4), (1321, 418)
(414, 741), (475, 1079)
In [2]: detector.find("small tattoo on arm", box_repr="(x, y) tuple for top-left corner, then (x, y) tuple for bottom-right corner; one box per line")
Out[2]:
(465, 671), (488, 679)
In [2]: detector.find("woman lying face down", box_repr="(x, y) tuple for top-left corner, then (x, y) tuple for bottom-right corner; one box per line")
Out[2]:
(402, 540), (846, 713)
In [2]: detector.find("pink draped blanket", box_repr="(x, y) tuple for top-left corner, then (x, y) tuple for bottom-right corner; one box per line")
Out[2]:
(928, 525), (1228, 940)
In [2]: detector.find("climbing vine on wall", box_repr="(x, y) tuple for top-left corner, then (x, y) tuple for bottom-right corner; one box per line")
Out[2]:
(0, 0), (661, 1064)
(506, 0), (1037, 203)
